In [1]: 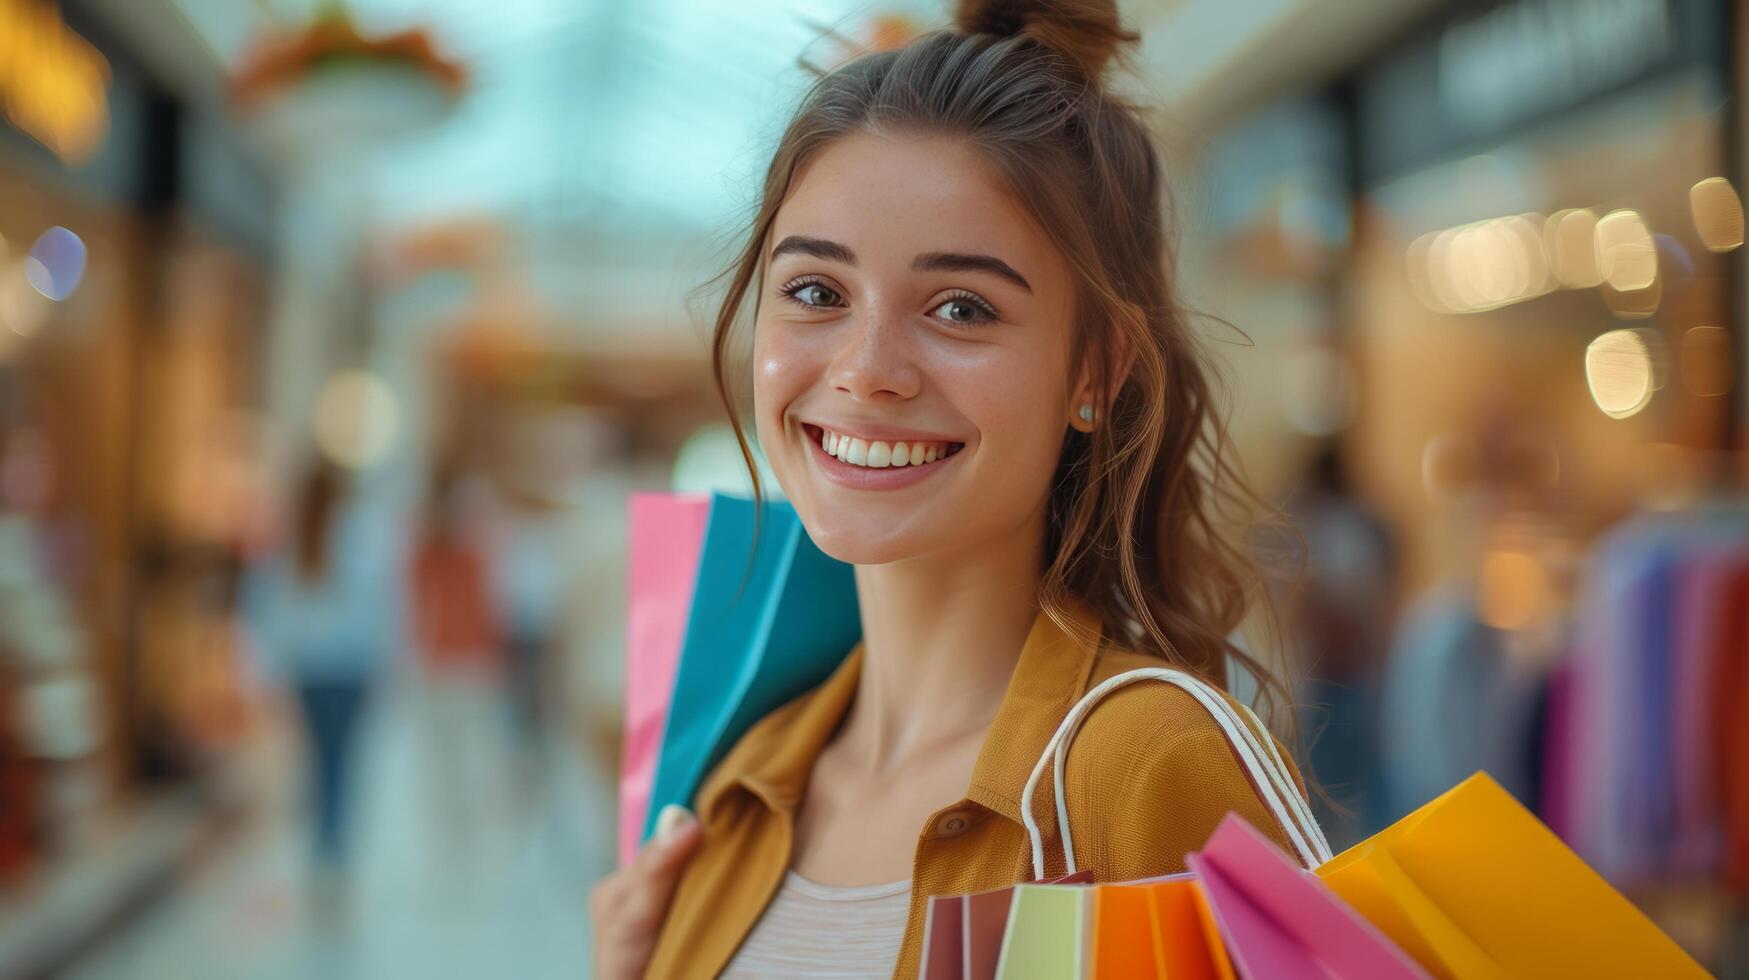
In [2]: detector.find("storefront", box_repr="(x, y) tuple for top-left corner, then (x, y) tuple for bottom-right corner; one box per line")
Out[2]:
(1193, 0), (1743, 967)
(1346, 0), (1733, 596)
(0, 1), (275, 970)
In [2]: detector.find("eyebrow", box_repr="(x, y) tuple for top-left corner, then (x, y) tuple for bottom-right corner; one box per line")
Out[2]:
(769, 235), (1033, 293)
(770, 235), (855, 264)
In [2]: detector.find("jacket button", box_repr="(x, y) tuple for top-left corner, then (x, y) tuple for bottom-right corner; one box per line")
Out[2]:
(934, 810), (973, 837)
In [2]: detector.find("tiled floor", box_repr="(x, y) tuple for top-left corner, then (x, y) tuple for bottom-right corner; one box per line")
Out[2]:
(67, 680), (615, 980)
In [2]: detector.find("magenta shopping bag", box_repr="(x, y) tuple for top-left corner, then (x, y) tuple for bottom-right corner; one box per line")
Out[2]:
(617, 492), (710, 866)
(1188, 814), (1428, 980)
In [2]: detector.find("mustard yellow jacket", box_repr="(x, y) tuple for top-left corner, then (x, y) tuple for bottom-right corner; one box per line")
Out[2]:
(645, 596), (1303, 978)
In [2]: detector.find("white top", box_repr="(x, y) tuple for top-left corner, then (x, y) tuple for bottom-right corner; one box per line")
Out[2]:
(719, 871), (911, 979)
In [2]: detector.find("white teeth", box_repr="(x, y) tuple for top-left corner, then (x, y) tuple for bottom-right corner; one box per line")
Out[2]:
(817, 427), (953, 469)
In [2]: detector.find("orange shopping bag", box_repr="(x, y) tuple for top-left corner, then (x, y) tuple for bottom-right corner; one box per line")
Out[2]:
(1088, 878), (1234, 980)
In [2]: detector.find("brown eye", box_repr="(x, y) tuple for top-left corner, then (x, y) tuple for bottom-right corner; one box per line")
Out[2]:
(786, 282), (843, 307)
(935, 299), (981, 322)
(929, 291), (997, 325)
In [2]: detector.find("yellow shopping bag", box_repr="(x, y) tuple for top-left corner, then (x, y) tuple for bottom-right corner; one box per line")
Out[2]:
(1317, 772), (1707, 979)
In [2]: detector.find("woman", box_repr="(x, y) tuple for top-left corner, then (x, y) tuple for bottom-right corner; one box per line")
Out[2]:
(243, 459), (402, 889)
(592, 1), (1310, 975)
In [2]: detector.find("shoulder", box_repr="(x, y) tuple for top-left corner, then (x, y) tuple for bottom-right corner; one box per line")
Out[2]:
(1071, 645), (1285, 804)
(1056, 644), (1306, 877)
(1075, 647), (1236, 759)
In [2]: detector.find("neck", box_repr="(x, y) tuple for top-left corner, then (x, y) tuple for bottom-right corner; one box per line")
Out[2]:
(838, 510), (1047, 774)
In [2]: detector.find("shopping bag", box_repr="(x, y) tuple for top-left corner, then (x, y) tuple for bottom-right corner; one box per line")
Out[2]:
(617, 492), (710, 866)
(981, 816), (1424, 980)
(921, 665), (1338, 979)
(1188, 814), (1429, 979)
(1316, 771), (1708, 979)
(921, 871), (1093, 980)
(1088, 878), (1235, 980)
(995, 883), (1087, 979)
(640, 492), (861, 841)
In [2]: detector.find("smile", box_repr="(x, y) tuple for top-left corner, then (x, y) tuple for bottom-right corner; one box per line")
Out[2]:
(801, 424), (966, 489)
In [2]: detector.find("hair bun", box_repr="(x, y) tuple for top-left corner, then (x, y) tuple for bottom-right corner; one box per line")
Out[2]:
(954, 0), (1138, 82)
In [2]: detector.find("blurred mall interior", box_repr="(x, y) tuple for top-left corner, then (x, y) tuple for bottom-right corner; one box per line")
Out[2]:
(0, 0), (1747, 976)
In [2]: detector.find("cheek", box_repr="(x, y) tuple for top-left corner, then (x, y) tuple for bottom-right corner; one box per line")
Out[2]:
(943, 345), (1066, 451)
(751, 322), (812, 438)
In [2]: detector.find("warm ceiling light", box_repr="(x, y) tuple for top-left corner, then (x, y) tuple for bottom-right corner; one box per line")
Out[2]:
(1690, 177), (1744, 252)
(1594, 210), (1658, 292)
(1585, 328), (1653, 419)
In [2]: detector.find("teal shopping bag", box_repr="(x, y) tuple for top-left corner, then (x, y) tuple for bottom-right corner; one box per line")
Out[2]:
(641, 493), (860, 841)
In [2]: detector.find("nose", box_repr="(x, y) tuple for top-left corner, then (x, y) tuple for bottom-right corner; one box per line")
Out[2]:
(827, 304), (922, 403)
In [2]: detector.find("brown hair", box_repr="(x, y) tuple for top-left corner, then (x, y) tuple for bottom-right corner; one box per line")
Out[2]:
(294, 459), (345, 582)
(709, 0), (1294, 713)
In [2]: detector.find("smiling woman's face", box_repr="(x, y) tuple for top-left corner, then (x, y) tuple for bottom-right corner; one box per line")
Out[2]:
(753, 131), (1082, 565)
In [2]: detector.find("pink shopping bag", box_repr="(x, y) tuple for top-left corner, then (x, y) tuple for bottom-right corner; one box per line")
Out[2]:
(617, 492), (710, 866)
(1188, 814), (1428, 979)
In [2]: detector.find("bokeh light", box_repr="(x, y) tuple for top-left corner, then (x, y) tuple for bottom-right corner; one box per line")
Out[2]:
(314, 370), (400, 469)
(1408, 214), (1555, 314)
(24, 227), (87, 302)
(1585, 328), (1654, 419)
(671, 423), (779, 495)
(1479, 548), (1554, 632)
(1593, 209), (1657, 293)
(1689, 177), (1744, 252)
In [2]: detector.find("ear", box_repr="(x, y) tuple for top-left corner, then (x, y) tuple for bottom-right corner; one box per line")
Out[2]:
(1068, 336), (1136, 432)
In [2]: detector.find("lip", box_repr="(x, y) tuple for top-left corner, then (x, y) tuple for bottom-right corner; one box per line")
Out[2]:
(801, 423), (966, 490)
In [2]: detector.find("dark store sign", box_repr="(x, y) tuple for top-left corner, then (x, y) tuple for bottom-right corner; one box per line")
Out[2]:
(1439, 0), (1672, 133)
(0, 0), (110, 164)
(1359, 0), (1717, 182)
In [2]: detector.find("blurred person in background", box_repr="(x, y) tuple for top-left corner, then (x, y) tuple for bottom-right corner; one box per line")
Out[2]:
(409, 461), (506, 862)
(592, 0), (1323, 975)
(483, 414), (596, 817)
(242, 457), (404, 916)
(1280, 445), (1399, 847)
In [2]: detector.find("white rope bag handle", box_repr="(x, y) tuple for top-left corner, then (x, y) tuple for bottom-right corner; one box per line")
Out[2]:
(1020, 667), (1333, 879)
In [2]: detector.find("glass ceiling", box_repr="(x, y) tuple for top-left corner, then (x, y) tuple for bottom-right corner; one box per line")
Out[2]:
(173, 0), (947, 240)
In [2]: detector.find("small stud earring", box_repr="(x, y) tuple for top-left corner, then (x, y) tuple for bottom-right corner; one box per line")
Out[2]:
(1079, 404), (1094, 423)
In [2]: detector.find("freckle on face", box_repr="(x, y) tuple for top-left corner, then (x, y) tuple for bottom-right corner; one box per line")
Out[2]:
(752, 132), (1079, 566)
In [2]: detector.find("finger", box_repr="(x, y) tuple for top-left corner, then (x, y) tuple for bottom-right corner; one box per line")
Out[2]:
(620, 807), (702, 925)
(638, 805), (703, 878)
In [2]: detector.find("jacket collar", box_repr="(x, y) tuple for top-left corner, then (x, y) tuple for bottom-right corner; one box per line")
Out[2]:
(696, 595), (1105, 827)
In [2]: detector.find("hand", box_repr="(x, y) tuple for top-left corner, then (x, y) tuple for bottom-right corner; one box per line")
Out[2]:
(590, 804), (704, 979)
